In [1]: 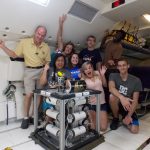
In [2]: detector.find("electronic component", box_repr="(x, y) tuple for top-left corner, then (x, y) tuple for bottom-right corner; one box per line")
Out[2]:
(46, 124), (60, 137)
(46, 109), (59, 121)
(46, 97), (59, 106)
(67, 126), (86, 138)
(67, 111), (87, 123)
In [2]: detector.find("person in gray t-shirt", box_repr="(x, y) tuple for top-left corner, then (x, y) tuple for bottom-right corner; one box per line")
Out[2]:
(40, 53), (71, 88)
(109, 58), (142, 134)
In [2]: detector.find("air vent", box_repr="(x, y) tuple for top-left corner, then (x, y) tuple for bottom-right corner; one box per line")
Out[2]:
(68, 0), (99, 22)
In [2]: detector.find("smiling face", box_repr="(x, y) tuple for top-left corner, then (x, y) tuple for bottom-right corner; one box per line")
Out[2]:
(34, 27), (46, 46)
(71, 54), (79, 66)
(117, 60), (129, 75)
(83, 63), (94, 78)
(64, 44), (73, 55)
(87, 37), (96, 50)
(55, 56), (65, 70)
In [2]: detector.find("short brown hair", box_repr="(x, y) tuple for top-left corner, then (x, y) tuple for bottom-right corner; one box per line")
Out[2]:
(117, 57), (129, 65)
(87, 35), (96, 42)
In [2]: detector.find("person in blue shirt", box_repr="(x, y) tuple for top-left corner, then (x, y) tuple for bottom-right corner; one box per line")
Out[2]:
(67, 53), (81, 80)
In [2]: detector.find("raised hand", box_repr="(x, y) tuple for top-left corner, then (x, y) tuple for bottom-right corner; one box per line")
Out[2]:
(59, 14), (67, 26)
(0, 40), (5, 49)
(61, 14), (67, 23)
(108, 59), (115, 66)
(99, 65), (107, 76)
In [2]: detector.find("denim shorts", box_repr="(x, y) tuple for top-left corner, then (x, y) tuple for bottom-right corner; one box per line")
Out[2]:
(88, 103), (108, 112)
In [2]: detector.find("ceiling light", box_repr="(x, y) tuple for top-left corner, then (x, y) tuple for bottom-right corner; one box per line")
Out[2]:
(3, 34), (7, 37)
(143, 14), (150, 22)
(28, 0), (50, 7)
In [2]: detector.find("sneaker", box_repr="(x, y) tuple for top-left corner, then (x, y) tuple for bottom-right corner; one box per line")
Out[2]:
(110, 118), (119, 130)
(29, 117), (34, 124)
(29, 117), (41, 125)
(21, 118), (29, 129)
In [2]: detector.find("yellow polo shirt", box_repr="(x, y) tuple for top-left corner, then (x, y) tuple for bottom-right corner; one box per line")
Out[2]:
(15, 38), (50, 67)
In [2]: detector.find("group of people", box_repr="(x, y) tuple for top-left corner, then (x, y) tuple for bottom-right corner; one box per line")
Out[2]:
(0, 15), (142, 134)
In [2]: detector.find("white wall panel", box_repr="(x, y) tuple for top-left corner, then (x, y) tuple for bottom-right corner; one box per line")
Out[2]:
(15, 83), (24, 120)
(7, 61), (25, 81)
(0, 102), (6, 122)
(0, 100), (16, 123)
(8, 101), (16, 119)
(0, 41), (24, 121)
(0, 56), (9, 103)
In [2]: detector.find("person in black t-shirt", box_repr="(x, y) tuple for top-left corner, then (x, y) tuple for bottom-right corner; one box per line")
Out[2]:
(79, 35), (102, 70)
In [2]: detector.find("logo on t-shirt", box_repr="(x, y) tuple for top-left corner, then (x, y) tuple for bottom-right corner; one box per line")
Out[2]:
(119, 85), (128, 95)
(71, 70), (80, 75)
(83, 55), (94, 62)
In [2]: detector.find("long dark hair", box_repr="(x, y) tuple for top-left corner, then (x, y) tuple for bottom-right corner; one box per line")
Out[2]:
(68, 53), (79, 69)
(52, 53), (66, 81)
(62, 41), (75, 54)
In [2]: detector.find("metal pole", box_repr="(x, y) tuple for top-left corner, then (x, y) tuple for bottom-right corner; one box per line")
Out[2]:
(6, 99), (8, 125)
(34, 93), (38, 131)
(59, 99), (66, 150)
(96, 94), (100, 134)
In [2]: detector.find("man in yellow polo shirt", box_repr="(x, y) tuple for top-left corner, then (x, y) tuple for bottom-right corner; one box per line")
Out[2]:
(0, 26), (50, 129)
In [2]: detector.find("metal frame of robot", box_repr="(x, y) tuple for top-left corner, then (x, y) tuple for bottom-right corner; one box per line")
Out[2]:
(30, 88), (102, 150)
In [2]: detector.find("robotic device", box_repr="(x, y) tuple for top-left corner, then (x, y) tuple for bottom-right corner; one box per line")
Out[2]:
(30, 80), (103, 150)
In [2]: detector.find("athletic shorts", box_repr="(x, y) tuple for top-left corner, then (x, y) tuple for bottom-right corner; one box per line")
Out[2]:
(119, 103), (139, 126)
